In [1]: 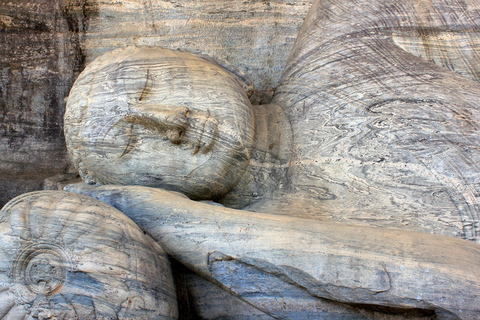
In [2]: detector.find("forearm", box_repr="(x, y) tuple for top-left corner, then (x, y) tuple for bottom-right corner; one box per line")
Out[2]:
(66, 184), (480, 319)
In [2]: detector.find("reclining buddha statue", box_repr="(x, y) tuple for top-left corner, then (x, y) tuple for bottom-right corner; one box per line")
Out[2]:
(5, 0), (480, 318)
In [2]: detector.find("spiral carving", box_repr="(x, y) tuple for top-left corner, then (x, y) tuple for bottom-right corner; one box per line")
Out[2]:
(12, 243), (72, 302)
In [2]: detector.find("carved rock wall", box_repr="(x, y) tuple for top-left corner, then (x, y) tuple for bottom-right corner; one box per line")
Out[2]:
(82, 0), (313, 103)
(0, 0), (85, 207)
(0, 0), (312, 208)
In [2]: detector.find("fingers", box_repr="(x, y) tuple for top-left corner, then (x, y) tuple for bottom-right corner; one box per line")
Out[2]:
(63, 183), (131, 208)
(64, 183), (190, 208)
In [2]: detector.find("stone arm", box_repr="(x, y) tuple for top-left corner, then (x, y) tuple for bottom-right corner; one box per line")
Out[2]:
(65, 183), (480, 320)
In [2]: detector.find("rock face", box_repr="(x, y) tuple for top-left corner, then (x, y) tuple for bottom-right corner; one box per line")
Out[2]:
(272, 0), (480, 241)
(0, 191), (178, 319)
(0, 0), (88, 207)
(81, 0), (314, 103)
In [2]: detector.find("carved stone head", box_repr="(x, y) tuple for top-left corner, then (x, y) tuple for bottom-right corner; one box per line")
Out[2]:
(65, 47), (255, 199)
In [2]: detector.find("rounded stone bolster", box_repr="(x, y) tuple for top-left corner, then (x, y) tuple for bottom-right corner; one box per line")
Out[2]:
(0, 191), (178, 319)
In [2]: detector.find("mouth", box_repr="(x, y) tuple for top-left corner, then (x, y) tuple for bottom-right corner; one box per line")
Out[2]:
(193, 117), (218, 155)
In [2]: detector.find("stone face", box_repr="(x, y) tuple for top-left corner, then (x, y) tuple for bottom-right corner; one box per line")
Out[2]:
(0, 190), (178, 319)
(64, 47), (255, 200)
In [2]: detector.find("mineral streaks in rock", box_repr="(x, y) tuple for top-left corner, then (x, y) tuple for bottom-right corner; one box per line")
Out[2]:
(0, 191), (178, 319)
(81, 0), (314, 103)
(0, 0), (93, 207)
(273, 0), (480, 241)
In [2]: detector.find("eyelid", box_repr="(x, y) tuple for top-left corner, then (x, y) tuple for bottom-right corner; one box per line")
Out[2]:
(123, 107), (189, 132)
(123, 115), (171, 133)
(122, 112), (188, 145)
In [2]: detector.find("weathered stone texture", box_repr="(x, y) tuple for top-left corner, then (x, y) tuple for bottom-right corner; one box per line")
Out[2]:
(272, 0), (480, 241)
(0, 0), (311, 208)
(82, 0), (314, 103)
(0, 0), (83, 207)
(0, 191), (178, 318)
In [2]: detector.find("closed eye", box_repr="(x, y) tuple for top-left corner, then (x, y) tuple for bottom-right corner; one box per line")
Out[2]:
(123, 115), (187, 145)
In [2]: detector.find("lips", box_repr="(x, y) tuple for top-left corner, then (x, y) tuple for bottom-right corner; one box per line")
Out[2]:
(193, 116), (218, 155)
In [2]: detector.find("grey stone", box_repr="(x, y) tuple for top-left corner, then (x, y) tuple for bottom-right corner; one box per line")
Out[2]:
(0, 190), (178, 319)
(6, 0), (480, 318)
(62, 0), (480, 313)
